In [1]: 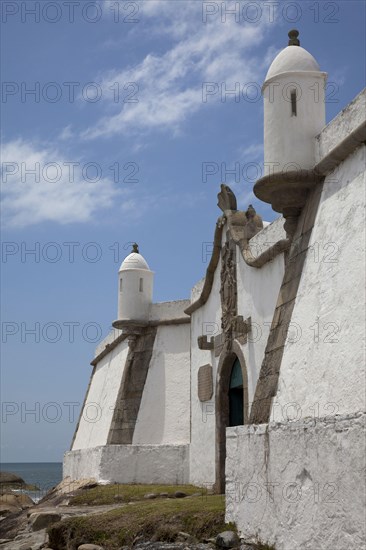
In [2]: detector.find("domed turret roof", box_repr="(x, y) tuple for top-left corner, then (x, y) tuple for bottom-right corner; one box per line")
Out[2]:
(119, 244), (150, 271)
(264, 30), (321, 84)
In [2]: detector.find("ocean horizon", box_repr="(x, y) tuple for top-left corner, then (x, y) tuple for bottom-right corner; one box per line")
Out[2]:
(1, 462), (63, 502)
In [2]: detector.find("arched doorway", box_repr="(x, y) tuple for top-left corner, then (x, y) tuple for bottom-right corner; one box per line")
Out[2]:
(215, 347), (248, 493)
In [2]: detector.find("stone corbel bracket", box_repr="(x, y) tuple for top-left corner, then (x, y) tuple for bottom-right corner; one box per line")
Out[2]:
(197, 335), (214, 350)
(233, 315), (251, 343)
(254, 169), (323, 238)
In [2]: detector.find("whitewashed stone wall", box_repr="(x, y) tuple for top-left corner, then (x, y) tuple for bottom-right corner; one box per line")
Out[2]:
(272, 144), (366, 422)
(189, 221), (285, 487)
(64, 444), (189, 484)
(189, 244), (222, 487)
(72, 338), (130, 450)
(237, 217), (286, 404)
(226, 413), (366, 550)
(133, 323), (191, 445)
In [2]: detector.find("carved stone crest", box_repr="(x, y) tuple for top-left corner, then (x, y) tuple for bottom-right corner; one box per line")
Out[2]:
(220, 239), (237, 351)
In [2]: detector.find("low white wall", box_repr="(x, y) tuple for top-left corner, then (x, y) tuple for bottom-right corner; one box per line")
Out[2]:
(64, 444), (190, 484)
(226, 413), (366, 550)
(150, 300), (191, 321)
(316, 88), (365, 162)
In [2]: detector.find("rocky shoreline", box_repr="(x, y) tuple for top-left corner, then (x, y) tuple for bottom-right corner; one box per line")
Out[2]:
(0, 474), (262, 550)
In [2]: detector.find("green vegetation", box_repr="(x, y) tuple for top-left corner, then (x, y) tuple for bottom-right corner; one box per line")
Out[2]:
(48, 494), (232, 549)
(69, 483), (205, 506)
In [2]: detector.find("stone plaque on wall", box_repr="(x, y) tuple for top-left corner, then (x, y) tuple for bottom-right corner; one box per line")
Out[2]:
(198, 364), (213, 402)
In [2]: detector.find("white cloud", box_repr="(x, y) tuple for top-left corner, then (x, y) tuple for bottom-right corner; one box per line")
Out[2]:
(83, 2), (275, 139)
(1, 139), (123, 228)
(58, 125), (74, 141)
(240, 143), (264, 160)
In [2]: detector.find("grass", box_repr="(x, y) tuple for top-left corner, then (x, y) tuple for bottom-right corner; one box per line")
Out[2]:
(48, 493), (232, 549)
(69, 483), (205, 506)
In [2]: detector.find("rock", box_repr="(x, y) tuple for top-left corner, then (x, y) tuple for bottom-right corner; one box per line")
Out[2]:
(0, 472), (25, 485)
(81, 482), (98, 490)
(29, 512), (61, 531)
(159, 492), (169, 498)
(0, 502), (21, 516)
(0, 494), (20, 506)
(133, 535), (145, 545)
(38, 476), (97, 505)
(174, 491), (187, 498)
(216, 531), (240, 548)
(176, 531), (196, 543)
(78, 545), (104, 550)
(113, 494), (124, 501)
(0, 492), (34, 509)
(144, 493), (157, 499)
(133, 544), (214, 549)
(16, 493), (35, 508)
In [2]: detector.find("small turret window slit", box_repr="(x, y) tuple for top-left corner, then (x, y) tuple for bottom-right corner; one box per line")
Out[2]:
(291, 90), (297, 116)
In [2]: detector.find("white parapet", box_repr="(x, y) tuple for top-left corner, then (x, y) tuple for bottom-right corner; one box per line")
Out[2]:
(226, 413), (366, 550)
(64, 444), (190, 485)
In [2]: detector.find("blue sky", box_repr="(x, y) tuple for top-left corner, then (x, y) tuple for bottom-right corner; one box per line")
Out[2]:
(1, 1), (365, 463)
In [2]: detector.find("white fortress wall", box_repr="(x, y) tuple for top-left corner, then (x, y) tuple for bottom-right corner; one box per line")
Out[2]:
(189, 238), (223, 487)
(71, 337), (130, 450)
(132, 322), (191, 445)
(272, 146), (366, 421)
(225, 88), (366, 548)
(237, 217), (286, 406)
(189, 219), (286, 487)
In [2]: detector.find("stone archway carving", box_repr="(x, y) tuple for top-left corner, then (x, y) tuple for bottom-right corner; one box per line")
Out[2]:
(215, 341), (248, 493)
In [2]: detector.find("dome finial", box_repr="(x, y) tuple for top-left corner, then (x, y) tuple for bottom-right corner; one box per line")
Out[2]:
(132, 243), (139, 253)
(288, 29), (300, 46)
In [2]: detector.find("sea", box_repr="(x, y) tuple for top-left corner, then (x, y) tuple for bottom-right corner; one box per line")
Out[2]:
(1, 462), (63, 503)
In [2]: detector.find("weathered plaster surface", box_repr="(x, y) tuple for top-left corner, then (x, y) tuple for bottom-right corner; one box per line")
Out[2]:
(64, 444), (189, 484)
(264, 73), (326, 173)
(94, 327), (123, 358)
(189, 221), (285, 487)
(237, 218), (285, 402)
(189, 236), (222, 487)
(150, 300), (190, 321)
(226, 413), (366, 550)
(132, 324), (191, 445)
(316, 88), (366, 163)
(72, 339), (130, 450)
(272, 144), (366, 421)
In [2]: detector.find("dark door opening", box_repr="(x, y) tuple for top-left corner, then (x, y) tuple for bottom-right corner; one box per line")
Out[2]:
(229, 357), (244, 426)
